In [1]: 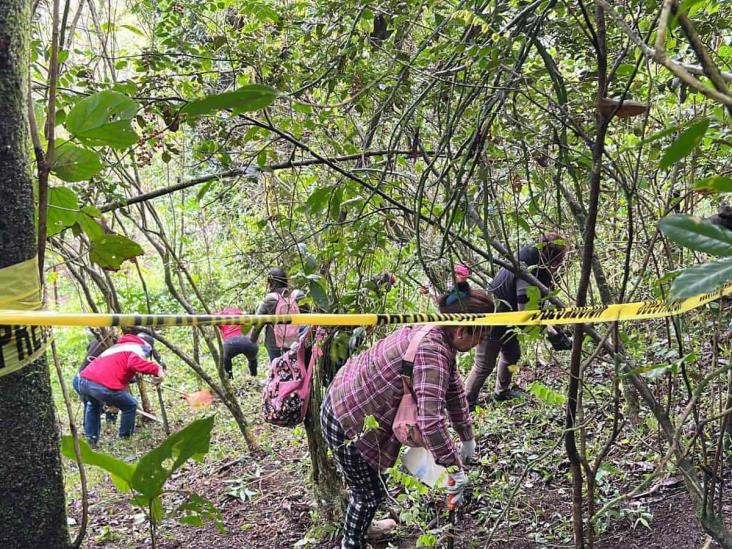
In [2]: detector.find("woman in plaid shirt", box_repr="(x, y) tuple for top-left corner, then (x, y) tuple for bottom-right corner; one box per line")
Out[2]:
(321, 282), (493, 549)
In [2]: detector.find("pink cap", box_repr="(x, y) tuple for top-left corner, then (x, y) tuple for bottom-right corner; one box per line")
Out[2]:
(454, 264), (471, 282)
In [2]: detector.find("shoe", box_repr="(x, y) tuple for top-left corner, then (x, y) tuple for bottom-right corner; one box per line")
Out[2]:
(366, 518), (397, 539)
(493, 388), (526, 402)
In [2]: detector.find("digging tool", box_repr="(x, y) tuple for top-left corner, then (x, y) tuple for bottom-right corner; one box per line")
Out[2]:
(447, 476), (458, 549)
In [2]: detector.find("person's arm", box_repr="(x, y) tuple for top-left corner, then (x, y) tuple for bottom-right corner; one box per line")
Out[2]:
(412, 337), (462, 468)
(445, 365), (474, 443)
(128, 354), (163, 377)
(249, 296), (274, 343)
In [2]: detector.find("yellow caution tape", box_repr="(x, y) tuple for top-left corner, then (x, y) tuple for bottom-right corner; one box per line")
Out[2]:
(0, 257), (52, 378)
(0, 282), (730, 330)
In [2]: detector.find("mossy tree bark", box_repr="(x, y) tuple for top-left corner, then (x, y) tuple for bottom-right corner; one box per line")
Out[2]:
(304, 335), (346, 519)
(0, 0), (70, 547)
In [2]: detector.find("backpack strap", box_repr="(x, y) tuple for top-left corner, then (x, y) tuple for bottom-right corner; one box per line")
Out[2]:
(400, 325), (435, 386)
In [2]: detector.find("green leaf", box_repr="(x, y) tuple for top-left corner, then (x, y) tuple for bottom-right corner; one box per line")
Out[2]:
(51, 142), (103, 181)
(130, 416), (215, 499)
(174, 493), (223, 532)
(181, 84), (277, 117)
(659, 118), (709, 169)
(659, 214), (732, 256)
(669, 257), (732, 299)
(89, 234), (144, 270)
(417, 534), (438, 547)
(693, 175), (732, 193)
(362, 414), (380, 432)
(306, 186), (332, 214)
(65, 91), (139, 148)
(527, 381), (567, 406)
(61, 436), (135, 492)
(525, 286), (541, 311)
(308, 279), (330, 310)
(149, 496), (165, 524)
(47, 186), (80, 236)
(76, 213), (106, 240)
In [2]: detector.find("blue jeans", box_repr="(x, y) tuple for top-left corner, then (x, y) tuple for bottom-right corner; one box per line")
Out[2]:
(73, 375), (138, 443)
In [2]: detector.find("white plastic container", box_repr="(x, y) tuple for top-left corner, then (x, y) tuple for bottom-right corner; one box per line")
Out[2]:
(403, 447), (448, 488)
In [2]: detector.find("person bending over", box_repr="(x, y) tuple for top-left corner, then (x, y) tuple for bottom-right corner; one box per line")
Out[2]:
(73, 327), (164, 446)
(465, 232), (568, 405)
(250, 268), (306, 361)
(322, 282), (492, 549)
(79, 328), (120, 424)
(216, 307), (259, 378)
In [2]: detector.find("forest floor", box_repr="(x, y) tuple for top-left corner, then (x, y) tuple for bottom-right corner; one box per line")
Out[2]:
(62, 358), (730, 549)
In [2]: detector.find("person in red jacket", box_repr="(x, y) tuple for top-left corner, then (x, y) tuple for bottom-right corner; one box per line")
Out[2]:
(216, 307), (260, 378)
(73, 328), (164, 446)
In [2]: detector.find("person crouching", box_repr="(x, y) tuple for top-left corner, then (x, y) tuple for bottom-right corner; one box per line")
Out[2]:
(73, 327), (165, 446)
(321, 282), (493, 549)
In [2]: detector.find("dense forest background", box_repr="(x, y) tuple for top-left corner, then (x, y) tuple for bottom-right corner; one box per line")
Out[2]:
(4, 0), (732, 547)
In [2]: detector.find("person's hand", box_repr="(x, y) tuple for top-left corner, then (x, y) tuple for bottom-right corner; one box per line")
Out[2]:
(460, 439), (476, 464)
(153, 368), (166, 384)
(547, 328), (572, 351)
(447, 470), (467, 507)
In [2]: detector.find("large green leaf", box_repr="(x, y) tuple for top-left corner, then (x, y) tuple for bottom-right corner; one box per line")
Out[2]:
(659, 214), (732, 256)
(181, 84), (277, 117)
(670, 257), (732, 299)
(47, 186), (80, 236)
(61, 436), (135, 492)
(130, 416), (215, 499)
(308, 279), (330, 310)
(659, 118), (709, 169)
(89, 234), (144, 270)
(65, 90), (139, 148)
(51, 142), (103, 181)
(693, 175), (732, 193)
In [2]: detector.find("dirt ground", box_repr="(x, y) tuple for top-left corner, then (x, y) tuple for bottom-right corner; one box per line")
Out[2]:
(70, 432), (728, 549)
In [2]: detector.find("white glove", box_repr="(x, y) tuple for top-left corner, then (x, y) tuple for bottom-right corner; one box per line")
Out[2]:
(447, 470), (467, 507)
(460, 439), (476, 464)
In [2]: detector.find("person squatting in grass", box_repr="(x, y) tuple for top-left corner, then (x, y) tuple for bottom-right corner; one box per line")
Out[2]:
(250, 268), (307, 361)
(321, 281), (492, 549)
(215, 306), (260, 378)
(73, 327), (165, 446)
(465, 232), (569, 406)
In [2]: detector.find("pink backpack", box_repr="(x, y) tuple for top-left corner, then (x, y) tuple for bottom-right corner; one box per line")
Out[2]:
(272, 291), (301, 349)
(262, 328), (325, 428)
(393, 325), (433, 448)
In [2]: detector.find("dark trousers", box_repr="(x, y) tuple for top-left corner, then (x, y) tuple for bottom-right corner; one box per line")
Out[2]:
(465, 327), (522, 405)
(72, 375), (137, 443)
(321, 394), (387, 549)
(223, 335), (259, 377)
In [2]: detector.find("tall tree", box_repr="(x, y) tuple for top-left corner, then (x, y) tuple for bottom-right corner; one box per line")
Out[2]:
(0, 0), (70, 546)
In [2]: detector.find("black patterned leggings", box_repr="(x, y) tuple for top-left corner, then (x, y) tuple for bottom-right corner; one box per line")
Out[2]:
(321, 394), (387, 549)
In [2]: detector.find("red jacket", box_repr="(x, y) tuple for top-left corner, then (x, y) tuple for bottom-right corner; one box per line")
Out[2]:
(216, 308), (244, 341)
(80, 334), (161, 390)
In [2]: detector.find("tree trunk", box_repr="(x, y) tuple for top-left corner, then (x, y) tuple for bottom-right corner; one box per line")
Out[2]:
(305, 334), (346, 519)
(0, 0), (70, 546)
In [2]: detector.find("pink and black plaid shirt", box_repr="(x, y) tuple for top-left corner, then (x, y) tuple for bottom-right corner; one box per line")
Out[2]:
(328, 325), (473, 472)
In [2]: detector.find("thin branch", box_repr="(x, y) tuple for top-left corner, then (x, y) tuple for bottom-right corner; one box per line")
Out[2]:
(597, 0), (732, 105)
(98, 150), (436, 213)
